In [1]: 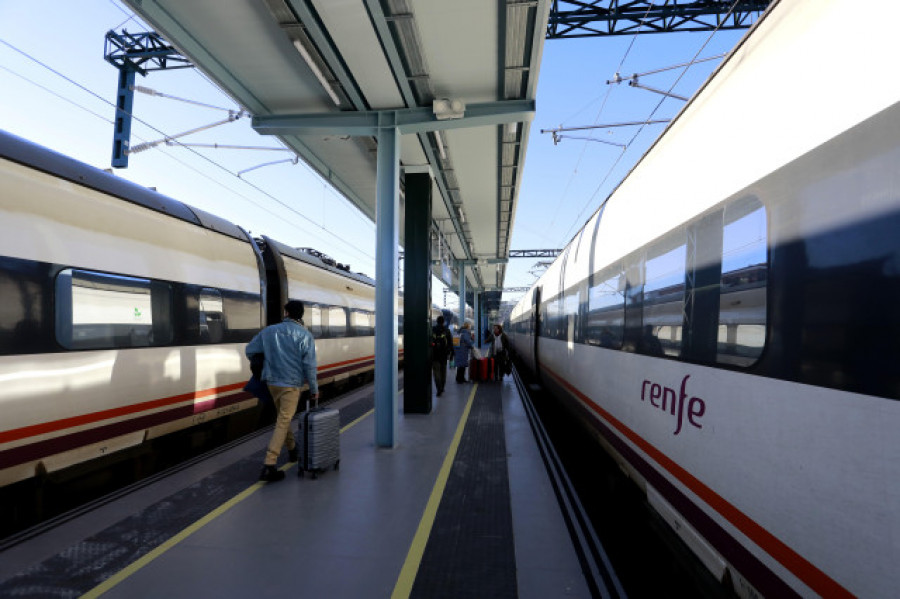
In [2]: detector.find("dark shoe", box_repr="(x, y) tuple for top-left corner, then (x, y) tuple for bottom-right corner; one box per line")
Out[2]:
(259, 465), (285, 482)
(288, 448), (298, 462)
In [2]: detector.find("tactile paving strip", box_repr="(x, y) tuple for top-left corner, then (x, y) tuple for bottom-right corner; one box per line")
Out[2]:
(410, 386), (517, 599)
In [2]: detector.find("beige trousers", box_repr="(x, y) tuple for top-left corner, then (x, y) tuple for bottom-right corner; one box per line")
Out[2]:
(265, 385), (300, 466)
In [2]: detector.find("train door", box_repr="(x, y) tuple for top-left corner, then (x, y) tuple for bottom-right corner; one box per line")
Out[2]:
(259, 236), (288, 326)
(533, 286), (542, 376)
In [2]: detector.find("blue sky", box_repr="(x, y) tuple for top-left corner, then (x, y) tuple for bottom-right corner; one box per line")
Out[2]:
(0, 1), (748, 310)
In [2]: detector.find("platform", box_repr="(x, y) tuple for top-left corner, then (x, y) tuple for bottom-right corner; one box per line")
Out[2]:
(0, 374), (591, 598)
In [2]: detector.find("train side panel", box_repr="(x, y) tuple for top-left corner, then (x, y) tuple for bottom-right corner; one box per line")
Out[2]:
(0, 140), (262, 486)
(511, 2), (900, 596)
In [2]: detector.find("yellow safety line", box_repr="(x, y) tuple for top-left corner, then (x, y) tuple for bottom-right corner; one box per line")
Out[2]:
(391, 384), (478, 599)
(80, 397), (384, 598)
(341, 408), (374, 433)
(81, 480), (267, 598)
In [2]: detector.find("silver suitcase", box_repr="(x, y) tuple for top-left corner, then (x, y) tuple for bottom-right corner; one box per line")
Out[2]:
(297, 401), (340, 478)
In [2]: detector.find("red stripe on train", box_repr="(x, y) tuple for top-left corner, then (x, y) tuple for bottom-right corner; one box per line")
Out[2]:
(542, 365), (851, 598)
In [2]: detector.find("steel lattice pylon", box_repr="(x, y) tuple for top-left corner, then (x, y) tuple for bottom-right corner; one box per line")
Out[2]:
(547, 1), (772, 39)
(104, 30), (192, 168)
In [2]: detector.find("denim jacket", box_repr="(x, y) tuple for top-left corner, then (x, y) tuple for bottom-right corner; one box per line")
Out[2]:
(245, 318), (318, 393)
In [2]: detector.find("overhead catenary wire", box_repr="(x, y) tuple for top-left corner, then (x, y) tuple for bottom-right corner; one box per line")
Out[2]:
(0, 34), (377, 267)
(131, 84), (239, 112)
(607, 53), (726, 102)
(127, 112), (246, 154)
(544, 1), (658, 236)
(3, 57), (367, 263)
(556, 0), (746, 245)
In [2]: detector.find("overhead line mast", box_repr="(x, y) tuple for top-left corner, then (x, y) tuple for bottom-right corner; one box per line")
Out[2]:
(104, 30), (193, 168)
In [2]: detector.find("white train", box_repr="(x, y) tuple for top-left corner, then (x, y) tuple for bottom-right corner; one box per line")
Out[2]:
(0, 128), (412, 490)
(509, 1), (900, 597)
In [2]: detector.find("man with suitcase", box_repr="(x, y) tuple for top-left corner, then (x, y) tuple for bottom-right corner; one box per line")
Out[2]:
(245, 300), (319, 483)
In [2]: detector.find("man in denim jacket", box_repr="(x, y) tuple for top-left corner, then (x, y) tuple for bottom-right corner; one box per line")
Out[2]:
(245, 300), (319, 482)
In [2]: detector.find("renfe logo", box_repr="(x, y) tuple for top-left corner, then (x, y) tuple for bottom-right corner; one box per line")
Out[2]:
(641, 375), (706, 435)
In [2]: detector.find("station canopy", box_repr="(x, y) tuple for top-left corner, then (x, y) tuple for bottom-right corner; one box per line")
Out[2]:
(122, 0), (550, 293)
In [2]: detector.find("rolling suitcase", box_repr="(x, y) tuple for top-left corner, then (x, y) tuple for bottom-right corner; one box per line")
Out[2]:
(469, 357), (493, 382)
(482, 357), (494, 381)
(297, 399), (340, 479)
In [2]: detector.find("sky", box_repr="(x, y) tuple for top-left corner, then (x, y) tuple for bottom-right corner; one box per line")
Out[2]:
(0, 1), (749, 312)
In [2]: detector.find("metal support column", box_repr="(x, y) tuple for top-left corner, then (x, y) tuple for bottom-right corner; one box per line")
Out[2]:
(375, 115), (400, 447)
(474, 289), (482, 345)
(403, 169), (433, 414)
(112, 68), (136, 168)
(458, 262), (467, 327)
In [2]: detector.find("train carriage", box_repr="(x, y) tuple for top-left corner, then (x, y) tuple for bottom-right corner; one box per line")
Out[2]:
(259, 236), (380, 387)
(0, 128), (396, 493)
(0, 129), (263, 487)
(509, 1), (900, 597)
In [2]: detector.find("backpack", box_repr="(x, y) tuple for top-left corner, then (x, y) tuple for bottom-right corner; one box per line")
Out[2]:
(431, 328), (449, 359)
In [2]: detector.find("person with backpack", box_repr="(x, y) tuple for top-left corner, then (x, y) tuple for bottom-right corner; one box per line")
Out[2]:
(431, 315), (454, 396)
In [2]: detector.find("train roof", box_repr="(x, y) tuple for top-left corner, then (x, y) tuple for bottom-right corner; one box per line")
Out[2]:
(261, 235), (375, 287)
(0, 128), (248, 242)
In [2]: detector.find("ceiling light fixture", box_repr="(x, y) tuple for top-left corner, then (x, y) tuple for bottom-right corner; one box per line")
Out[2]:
(433, 98), (465, 120)
(292, 39), (341, 107)
(433, 130), (447, 160)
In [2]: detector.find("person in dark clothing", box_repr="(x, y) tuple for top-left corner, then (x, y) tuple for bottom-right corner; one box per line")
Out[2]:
(431, 316), (454, 396)
(488, 324), (511, 381)
(454, 321), (474, 383)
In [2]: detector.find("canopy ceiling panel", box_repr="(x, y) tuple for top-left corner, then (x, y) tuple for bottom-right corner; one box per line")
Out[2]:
(123, 0), (549, 292)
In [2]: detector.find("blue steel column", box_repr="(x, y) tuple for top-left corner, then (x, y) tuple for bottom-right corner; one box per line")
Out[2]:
(111, 67), (136, 168)
(458, 262), (466, 327)
(375, 113), (400, 447)
(475, 290), (482, 345)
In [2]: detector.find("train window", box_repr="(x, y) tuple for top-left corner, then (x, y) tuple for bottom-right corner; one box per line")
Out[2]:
(350, 310), (373, 336)
(221, 291), (262, 342)
(56, 268), (172, 350)
(717, 198), (767, 366)
(199, 288), (224, 343)
(544, 296), (562, 340)
(586, 266), (625, 349)
(306, 304), (323, 337)
(643, 235), (686, 357)
(328, 306), (347, 337)
(0, 256), (52, 355)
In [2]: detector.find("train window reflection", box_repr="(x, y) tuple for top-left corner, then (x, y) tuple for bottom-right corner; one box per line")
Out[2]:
(328, 306), (347, 337)
(718, 198), (767, 366)
(350, 310), (373, 336)
(56, 269), (172, 350)
(306, 304), (323, 337)
(643, 237), (686, 357)
(199, 288), (224, 343)
(586, 268), (624, 348)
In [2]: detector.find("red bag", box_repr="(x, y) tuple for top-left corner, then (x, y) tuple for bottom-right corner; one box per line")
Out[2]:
(479, 358), (493, 381)
(469, 358), (480, 381)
